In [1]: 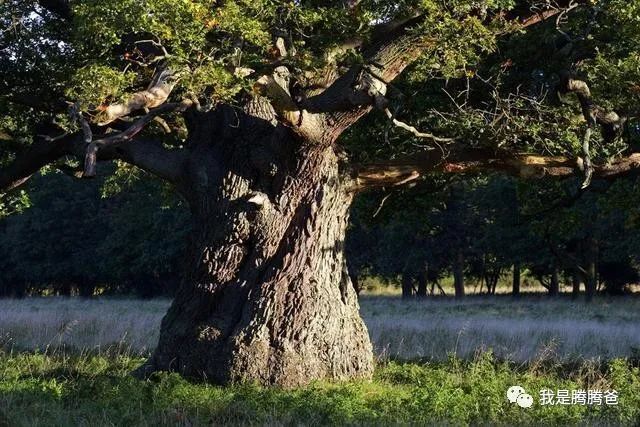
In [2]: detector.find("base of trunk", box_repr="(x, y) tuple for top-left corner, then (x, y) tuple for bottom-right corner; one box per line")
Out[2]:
(135, 269), (374, 387)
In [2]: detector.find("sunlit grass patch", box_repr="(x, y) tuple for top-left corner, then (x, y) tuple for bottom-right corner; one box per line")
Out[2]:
(1, 351), (639, 426)
(2, 296), (640, 425)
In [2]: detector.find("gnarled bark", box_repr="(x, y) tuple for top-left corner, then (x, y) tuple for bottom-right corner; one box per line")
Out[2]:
(136, 105), (373, 387)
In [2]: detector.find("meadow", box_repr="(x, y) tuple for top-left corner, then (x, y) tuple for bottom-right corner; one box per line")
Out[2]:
(1, 295), (640, 425)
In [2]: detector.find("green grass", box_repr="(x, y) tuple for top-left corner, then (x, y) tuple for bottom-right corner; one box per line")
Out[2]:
(2, 296), (640, 425)
(1, 351), (640, 426)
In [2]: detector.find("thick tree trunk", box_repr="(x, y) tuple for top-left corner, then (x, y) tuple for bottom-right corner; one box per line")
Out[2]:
(136, 106), (373, 387)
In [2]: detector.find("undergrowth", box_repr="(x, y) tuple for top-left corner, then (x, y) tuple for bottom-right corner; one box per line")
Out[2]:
(1, 350), (639, 426)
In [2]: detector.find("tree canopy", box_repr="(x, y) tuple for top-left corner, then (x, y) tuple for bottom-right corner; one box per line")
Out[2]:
(7, 1), (640, 191)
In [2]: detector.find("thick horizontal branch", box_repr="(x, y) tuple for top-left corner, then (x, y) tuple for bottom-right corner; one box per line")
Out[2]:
(0, 112), (191, 193)
(352, 147), (640, 191)
(83, 100), (194, 177)
(97, 137), (188, 185)
(0, 134), (76, 192)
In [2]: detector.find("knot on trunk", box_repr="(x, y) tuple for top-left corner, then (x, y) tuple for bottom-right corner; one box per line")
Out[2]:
(351, 66), (389, 110)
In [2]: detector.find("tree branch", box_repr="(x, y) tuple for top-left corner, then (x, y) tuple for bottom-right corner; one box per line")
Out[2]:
(83, 99), (194, 177)
(95, 67), (178, 126)
(558, 73), (627, 188)
(0, 135), (76, 192)
(383, 108), (455, 143)
(352, 145), (640, 191)
(253, 66), (326, 140)
(0, 102), (193, 192)
(98, 137), (188, 185)
(301, 1), (588, 138)
(300, 13), (430, 116)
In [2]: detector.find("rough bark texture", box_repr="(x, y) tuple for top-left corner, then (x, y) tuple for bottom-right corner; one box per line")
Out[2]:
(136, 102), (373, 387)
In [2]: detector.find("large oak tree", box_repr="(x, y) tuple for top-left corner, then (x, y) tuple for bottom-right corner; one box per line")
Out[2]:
(2, 0), (639, 386)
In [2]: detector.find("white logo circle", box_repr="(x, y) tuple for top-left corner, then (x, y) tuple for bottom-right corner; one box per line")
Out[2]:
(516, 393), (534, 408)
(507, 385), (526, 403)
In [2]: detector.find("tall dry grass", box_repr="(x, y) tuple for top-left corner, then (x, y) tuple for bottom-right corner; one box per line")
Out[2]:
(1, 295), (638, 363)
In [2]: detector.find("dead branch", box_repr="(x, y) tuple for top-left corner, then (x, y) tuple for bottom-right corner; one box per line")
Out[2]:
(558, 74), (627, 188)
(83, 99), (194, 177)
(383, 108), (456, 144)
(96, 66), (179, 126)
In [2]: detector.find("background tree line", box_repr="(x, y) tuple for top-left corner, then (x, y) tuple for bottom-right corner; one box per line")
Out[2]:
(3, 168), (640, 300)
(348, 174), (640, 301)
(0, 165), (190, 298)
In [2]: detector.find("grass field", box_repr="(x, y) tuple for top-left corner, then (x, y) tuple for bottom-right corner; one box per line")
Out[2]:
(1, 295), (640, 425)
(3, 295), (640, 362)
